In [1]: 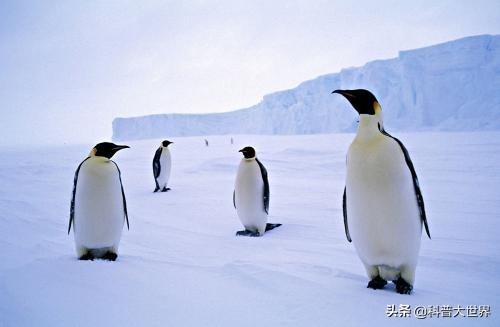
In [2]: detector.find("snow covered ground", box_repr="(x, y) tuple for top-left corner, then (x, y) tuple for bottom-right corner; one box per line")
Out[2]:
(0, 132), (499, 326)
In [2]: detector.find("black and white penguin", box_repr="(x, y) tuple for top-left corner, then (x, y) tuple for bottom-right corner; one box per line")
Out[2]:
(153, 140), (173, 192)
(333, 89), (431, 294)
(68, 142), (130, 261)
(233, 146), (281, 237)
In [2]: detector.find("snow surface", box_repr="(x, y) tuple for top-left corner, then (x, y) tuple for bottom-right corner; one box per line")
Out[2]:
(113, 35), (500, 141)
(1, 132), (499, 326)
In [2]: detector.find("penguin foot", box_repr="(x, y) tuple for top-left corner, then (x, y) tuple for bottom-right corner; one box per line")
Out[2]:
(394, 277), (413, 295)
(367, 276), (387, 290)
(102, 252), (118, 261)
(161, 187), (171, 192)
(153, 187), (160, 192)
(236, 230), (261, 237)
(78, 253), (95, 261)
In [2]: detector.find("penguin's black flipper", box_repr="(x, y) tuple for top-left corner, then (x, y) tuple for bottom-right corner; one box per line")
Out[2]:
(255, 158), (270, 214)
(343, 187), (352, 242)
(111, 160), (129, 230)
(265, 223), (282, 232)
(236, 230), (261, 237)
(153, 147), (162, 178)
(153, 147), (162, 191)
(68, 157), (90, 234)
(233, 190), (236, 209)
(380, 129), (431, 239)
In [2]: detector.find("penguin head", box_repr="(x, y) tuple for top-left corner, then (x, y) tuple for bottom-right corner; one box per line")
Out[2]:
(239, 146), (256, 159)
(332, 89), (380, 115)
(162, 140), (173, 147)
(91, 142), (130, 159)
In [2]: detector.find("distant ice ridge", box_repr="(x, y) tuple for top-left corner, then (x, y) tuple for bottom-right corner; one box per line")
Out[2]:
(113, 34), (500, 141)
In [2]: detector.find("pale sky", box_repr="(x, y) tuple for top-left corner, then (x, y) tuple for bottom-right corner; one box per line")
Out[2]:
(1, 0), (499, 145)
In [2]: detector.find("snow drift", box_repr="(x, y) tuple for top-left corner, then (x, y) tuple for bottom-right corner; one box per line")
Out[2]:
(112, 34), (500, 141)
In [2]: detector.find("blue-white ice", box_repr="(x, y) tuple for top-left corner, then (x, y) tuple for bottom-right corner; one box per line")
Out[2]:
(0, 132), (499, 326)
(113, 35), (500, 141)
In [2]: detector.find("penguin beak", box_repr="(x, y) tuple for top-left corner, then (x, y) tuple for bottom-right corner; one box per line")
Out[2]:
(332, 89), (362, 114)
(238, 149), (244, 152)
(113, 145), (130, 151)
(332, 89), (355, 99)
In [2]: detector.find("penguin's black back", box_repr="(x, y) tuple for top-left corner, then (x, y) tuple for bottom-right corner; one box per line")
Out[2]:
(379, 126), (430, 239)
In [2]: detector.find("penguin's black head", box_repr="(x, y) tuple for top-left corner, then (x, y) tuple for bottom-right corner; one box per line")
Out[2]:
(239, 146), (256, 159)
(332, 89), (379, 115)
(162, 140), (173, 147)
(93, 142), (130, 159)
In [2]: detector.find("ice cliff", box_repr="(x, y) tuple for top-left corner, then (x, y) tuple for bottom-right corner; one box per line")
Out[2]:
(113, 34), (500, 141)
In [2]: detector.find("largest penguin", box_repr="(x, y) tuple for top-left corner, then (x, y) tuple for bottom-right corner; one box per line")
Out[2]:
(333, 89), (430, 294)
(68, 142), (130, 261)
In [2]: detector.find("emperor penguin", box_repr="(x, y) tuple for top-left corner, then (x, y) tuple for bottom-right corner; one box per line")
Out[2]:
(68, 142), (130, 261)
(153, 140), (173, 192)
(233, 146), (281, 237)
(333, 89), (431, 294)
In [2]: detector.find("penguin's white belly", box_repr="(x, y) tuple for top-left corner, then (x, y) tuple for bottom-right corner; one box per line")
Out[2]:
(347, 138), (421, 268)
(74, 158), (124, 250)
(157, 152), (171, 187)
(235, 161), (267, 233)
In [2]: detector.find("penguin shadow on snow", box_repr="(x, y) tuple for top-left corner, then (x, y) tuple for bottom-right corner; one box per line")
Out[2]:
(235, 223), (282, 237)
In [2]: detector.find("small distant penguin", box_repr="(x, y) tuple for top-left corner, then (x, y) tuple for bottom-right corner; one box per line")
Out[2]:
(205, 139), (209, 147)
(68, 142), (130, 261)
(333, 89), (431, 294)
(233, 146), (281, 237)
(230, 137), (234, 145)
(153, 140), (173, 192)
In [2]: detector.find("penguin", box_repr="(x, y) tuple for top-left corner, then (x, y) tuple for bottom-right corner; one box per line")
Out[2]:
(68, 142), (130, 261)
(332, 89), (431, 294)
(153, 140), (173, 192)
(233, 146), (281, 237)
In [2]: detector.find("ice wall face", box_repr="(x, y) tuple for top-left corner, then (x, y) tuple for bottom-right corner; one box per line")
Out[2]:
(113, 35), (500, 141)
